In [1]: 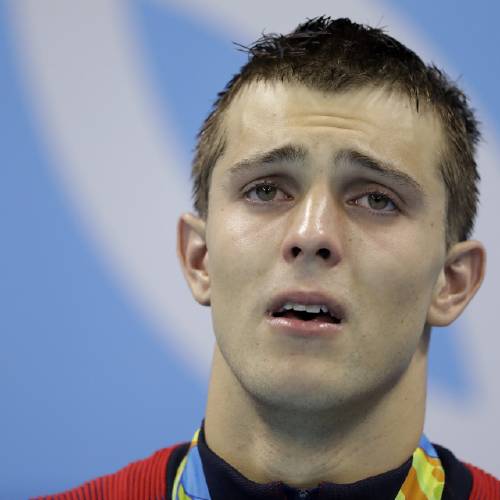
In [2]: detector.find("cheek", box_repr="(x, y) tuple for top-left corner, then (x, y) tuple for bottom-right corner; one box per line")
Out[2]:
(208, 207), (283, 273)
(206, 208), (282, 314)
(346, 232), (442, 375)
(349, 227), (443, 323)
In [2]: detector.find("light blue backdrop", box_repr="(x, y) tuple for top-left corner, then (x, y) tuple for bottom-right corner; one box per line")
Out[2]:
(1, 1), (499, 498)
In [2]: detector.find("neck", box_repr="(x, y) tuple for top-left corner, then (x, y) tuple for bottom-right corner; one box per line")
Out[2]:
(204, 344), (428, 488)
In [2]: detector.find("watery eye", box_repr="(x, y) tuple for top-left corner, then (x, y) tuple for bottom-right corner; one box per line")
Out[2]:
(368, 193), (393, 210)
(255, 184), (278, 201)
(246, 183), (289, 203)
(355, 192), (397, 212)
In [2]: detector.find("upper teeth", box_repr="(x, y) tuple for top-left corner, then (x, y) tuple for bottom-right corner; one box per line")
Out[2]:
(280, 302), (329, 314)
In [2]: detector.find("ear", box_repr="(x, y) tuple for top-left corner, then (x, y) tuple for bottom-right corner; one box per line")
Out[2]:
(427, 240), (486, 326)
(177, 212), (210, 306)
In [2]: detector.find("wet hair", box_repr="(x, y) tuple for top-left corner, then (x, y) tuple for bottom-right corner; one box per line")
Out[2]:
(191, 16), (480, 245)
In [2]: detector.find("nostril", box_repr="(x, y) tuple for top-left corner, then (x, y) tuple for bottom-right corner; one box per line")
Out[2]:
(317, 248), (331, 259)
(291, 247), (301, 258)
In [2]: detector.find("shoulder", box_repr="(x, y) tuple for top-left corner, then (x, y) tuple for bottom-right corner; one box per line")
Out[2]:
(465, 462), (500, 499)
(32, 442), (189, 500)
(434, 443), (500, 499)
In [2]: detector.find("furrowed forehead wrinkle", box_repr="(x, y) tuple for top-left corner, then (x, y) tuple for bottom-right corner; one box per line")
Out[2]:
(227, 144), (307, 176)
(335, 149), (426, 197)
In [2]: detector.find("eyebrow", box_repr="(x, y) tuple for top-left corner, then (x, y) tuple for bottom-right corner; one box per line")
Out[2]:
(227, 144), (307, 176)
(227, 143), (425, 196)
(335, 149), (425, 195)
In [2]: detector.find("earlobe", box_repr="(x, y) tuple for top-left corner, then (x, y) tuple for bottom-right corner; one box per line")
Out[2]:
(427, 240), (486, 327)
(177, 213), (211, 306)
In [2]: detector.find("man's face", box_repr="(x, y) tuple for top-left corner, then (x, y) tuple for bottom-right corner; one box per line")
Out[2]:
(203, 81), (447, 410)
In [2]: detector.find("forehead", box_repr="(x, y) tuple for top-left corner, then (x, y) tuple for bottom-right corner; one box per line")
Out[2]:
(218, 81), (445, 190)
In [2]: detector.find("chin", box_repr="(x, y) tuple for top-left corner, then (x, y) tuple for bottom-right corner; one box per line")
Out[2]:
(243, 373), (349, 414)
(264, 390), (353, 417)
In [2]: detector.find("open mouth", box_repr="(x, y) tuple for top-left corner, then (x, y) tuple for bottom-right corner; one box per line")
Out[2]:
(271, 309), (342, 324)
(267, 293), (346, 332)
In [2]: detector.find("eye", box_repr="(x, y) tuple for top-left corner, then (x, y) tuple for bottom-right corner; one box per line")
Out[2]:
(244, 181), (291, 203)
(352, 191), (399, 214)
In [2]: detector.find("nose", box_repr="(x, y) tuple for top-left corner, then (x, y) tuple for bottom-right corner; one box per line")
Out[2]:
(281, 187), (341, 267)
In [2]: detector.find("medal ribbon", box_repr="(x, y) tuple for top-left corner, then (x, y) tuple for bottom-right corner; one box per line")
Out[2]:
(172, 429), (445, 499)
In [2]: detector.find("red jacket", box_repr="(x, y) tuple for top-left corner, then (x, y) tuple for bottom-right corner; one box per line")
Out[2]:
(33, 444), (500, 500)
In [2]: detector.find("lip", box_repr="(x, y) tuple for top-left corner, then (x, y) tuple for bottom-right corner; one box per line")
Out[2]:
(267, 290), (346, 320)
(266, 289), (346, 337)
(266, 314), (343, 337)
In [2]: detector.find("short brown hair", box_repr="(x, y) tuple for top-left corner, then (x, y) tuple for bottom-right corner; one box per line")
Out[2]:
(191, 16), (480, 245)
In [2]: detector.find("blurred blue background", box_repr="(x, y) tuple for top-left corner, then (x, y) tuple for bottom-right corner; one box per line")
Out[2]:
(1, 1), (499, 498)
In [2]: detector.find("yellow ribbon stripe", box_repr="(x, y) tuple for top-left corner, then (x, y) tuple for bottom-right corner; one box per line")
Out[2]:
(398, 447), (445, 499)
